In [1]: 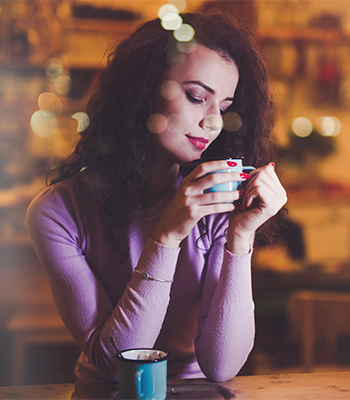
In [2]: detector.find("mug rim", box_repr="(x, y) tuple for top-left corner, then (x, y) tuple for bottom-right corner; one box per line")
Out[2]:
(117, 348), (169, 363)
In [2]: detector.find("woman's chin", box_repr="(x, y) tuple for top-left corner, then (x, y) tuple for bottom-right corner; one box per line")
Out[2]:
(178, 158), (203, 168)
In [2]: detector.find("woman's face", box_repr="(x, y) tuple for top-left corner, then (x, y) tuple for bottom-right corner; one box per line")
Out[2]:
(150, 44), (239, 165)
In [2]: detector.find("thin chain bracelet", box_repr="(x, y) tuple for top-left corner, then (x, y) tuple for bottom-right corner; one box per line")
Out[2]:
(134, 267), (174, 283)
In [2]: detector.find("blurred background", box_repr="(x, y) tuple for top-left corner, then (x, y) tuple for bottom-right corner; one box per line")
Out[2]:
(1, 0), (350, 386)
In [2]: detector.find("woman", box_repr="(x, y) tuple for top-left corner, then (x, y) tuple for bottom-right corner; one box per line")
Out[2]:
(27, 12), (287, 383)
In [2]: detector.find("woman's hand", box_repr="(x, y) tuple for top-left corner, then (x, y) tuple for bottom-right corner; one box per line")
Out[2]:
(227, 163), (287, 255)
(151, 160), (248, 248)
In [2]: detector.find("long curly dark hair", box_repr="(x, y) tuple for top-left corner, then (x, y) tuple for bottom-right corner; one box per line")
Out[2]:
(48, 11), (276, 255)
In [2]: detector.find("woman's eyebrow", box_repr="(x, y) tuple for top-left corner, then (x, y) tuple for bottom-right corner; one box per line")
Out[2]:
(183, 80), (234, 101)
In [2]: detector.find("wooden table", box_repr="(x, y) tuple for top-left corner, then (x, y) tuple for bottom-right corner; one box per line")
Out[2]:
(0, 371), (350, 399)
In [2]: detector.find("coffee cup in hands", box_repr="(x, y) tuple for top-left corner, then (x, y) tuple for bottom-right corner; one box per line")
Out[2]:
(204, 158), (255, 196)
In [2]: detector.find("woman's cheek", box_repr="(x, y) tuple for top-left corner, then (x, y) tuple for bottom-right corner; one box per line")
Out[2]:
(167, 112), (191, 134)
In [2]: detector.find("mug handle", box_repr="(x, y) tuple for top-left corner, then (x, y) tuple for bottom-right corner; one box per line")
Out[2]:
(134, 369), (144, 398)
(243, 166), (255, 173)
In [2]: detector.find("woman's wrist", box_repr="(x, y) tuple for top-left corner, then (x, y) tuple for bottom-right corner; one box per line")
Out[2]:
(226, 230), (253, 255)
(150, 227), (181, 249)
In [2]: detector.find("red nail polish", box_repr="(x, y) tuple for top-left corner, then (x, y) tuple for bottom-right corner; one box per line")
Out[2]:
(270, 162), (275, 167)
(227, 161), (238, 167)
(240, 173), (250, 179)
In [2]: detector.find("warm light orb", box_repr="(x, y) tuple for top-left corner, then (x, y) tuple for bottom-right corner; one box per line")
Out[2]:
(161, 12), (183, 30)
(330, 116), (342, 136)
(160, 80), (181, 100)
(45, 58), (63, 82)
(54, 73), (72, 95)
(202, 114), (223, 132)
(147, 113), (167, 134)
(223, 112), (242, 132)
(158, 4), (179, 19)
(292, 117), (313, 137)
(168, 0), (186, 12)
(30, 110), (57, 138)
(38, 92), (62, 116)
(174, 23), (195, 42)
(176, 40), (197, 54)
(72, 112), (89, 132)
(318, 116), (341, 137)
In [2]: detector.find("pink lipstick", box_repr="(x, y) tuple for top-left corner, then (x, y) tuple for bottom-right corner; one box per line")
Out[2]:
(186, 135), (208, 150)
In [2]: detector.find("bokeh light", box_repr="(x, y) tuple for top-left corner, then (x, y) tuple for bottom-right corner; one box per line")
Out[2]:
(72, 112), (90, 132)
(318, 116), (342, 137)
(292, 117), (313, 137)
(174, 23), (195, 42)
(147, 113), (167, 134)
(54, 73), (72, 95)
(38, 92), (62, 117)
(202, 114), (223, 132)
(45, 57), (72, 95)
(160, 80), (181, 100)
(176, 40), (197, 54)
(45, 58), (64, 82)
(168, 0), (186, 12)
(161, 12), (183, 30)
(223, 112), (242, 132)
(30, 110), (57, 138)
(158, 3), (179, 19)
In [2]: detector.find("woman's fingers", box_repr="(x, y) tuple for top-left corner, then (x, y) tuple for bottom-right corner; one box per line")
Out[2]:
(185, 160), (244, 181)
(187, 160), (231, 179)
(151, 188), (236, 248)
(248, 163), (284, 194)
(189, 190), (241, 207)
(199, 202), (236, 217)
(227, 163), (287, 253)
(189, 172), (247, 194)
(242, 163), (287, 213)
(183, 160), (250, 194)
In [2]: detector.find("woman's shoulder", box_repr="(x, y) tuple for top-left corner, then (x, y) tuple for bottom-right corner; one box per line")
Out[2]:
(27, 169), (100, 224)
(29, 171), (84, 207)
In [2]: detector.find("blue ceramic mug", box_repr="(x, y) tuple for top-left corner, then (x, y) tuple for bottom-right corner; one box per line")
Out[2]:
(204, 158), (255, 195)
(118, 348), (169, 400)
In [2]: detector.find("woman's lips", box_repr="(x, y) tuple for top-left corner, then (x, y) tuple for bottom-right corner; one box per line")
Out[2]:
(186, 135), (209, 150)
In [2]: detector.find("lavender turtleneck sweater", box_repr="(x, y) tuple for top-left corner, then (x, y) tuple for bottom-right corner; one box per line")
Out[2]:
(26, 169), (255, 383)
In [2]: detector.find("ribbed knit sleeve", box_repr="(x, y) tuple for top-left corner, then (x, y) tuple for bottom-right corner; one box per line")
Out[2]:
(26, 187), (180, 382)
(194, 237), (255, 382)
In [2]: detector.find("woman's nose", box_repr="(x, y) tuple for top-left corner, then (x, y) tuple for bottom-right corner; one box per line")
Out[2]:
(200, 113), (223, 133)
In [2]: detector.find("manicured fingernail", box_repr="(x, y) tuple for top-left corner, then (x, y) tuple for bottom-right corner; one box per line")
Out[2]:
(240, 173), (250, 179)
(227, 161), (238, 167)
(270, 162), (275, 167)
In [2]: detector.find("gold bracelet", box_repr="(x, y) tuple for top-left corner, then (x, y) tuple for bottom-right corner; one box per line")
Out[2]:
(134, 267), (174, 283)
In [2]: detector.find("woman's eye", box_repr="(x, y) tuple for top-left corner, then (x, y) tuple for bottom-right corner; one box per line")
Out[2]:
(185, 91), (204, 105)
(220, 104), (233, 115)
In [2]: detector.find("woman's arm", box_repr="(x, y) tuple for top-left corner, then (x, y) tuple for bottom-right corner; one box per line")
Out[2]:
(194, 239), (254, 382)
(182, 163), (286, 381)
(26, 189), (180, 382)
